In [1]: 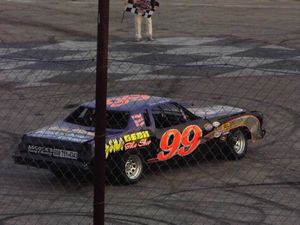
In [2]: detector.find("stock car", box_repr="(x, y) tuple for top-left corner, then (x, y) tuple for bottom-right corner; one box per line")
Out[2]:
(14, 95), (266, 184)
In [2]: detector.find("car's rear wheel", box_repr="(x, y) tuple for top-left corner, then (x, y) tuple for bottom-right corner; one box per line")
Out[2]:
(50, 167), (64, 178)
(50, 166), (87, 181)
(224, 129), (248, 160)
(109, 152), (144, 185)
(124, 154), (143, 182)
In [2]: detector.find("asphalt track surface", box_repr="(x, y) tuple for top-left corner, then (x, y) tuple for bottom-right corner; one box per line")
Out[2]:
(0, 1), (300, 225)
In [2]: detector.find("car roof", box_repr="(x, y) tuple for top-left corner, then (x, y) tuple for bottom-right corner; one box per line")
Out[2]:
(81, 95), (172, 111)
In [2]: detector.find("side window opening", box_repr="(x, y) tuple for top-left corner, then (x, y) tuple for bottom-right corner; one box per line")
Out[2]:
(161, 103), (187, 125)
(151, 103), (188, 129)
(107, 111), (130, 129)
(143, 110), (151, 127)
(152, 106), (168, 129)
(65, 106), (95, 127)
(174, 103), (199, 121)
(65, 106), (129, 129)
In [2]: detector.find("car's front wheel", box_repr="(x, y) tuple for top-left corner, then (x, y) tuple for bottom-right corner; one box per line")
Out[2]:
(224, 129), (248, 160)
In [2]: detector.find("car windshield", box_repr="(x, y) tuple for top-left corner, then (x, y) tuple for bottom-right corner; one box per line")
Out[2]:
(64, 106), (130, 129)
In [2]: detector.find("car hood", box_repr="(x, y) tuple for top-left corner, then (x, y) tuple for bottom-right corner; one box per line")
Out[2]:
(188, 105), (245, 119)
(27, 121), (95, 143)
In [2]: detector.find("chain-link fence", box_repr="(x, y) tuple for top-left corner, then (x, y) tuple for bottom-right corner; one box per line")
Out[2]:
(1, 6), (300, 225)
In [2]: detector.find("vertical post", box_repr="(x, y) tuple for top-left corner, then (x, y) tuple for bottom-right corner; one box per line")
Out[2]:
(94, 0), (109, 224)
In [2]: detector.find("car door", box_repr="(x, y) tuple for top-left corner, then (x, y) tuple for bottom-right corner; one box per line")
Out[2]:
(150, 102), (204, 161)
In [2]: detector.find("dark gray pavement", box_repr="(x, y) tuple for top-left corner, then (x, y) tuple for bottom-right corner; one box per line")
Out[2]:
(0, 0), (300, 49)
(0, 37), (299, 87)
(0, 0), (300, 225)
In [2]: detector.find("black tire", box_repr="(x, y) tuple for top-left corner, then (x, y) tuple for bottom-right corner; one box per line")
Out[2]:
(50, 166), (87, 181)
(224, 129), (248, 160)
(50, 166), (76, 179)
(50, 167), (65, 178)
(109, 152), (144, 185)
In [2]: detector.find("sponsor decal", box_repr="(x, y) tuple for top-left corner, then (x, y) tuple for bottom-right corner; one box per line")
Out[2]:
(205, 115), (262, 141)
(105, 138), (125, 158)
(219, 135), (227, 141)
(147, 158), (159, 163)
(47, 127), (94, 136)
(212, 121), (221, 128)
(107, 95), (150, 108)
(27, 145), (78, 160)
(123, 131), (150, 142)
(32, 127), (94, 142)
(131, 113), (145, 127)
(204, 122), (213, 131)
(214, 131), (222, 138)
(105, 131), (151, 158)
(158, 125), (203, 161)
(124, 138), (151, 150)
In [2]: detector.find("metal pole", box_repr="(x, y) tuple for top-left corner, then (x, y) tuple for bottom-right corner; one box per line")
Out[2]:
(94, 0), (109, 223)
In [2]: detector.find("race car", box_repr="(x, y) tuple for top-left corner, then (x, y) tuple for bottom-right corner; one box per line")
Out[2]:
(14, 95), (266, 184)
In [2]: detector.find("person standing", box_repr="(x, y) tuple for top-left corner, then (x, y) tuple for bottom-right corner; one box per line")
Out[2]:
(135, 11), (153, 41)
(124, 0), (159, 41)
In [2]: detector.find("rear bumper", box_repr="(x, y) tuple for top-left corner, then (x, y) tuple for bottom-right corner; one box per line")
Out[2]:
(13, 151), (90, 171)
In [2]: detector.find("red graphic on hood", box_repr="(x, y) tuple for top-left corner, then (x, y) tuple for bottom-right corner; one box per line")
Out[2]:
(107, 95), (150, 108)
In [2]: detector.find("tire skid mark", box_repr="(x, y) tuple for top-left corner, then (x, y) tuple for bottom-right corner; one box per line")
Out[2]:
(148, 182), (299, 224)
(0, 209), (177, 225)
(226, 189), (300, 214)
(106, 212), (177, 225)
(270, 176), (300, 194)
(0, 211), (91, 225)
(151, 182), (300, 199)
(149, 201), (269, 225)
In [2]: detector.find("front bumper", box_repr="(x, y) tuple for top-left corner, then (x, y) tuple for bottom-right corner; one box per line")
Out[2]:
(261, 129), (266, 138)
